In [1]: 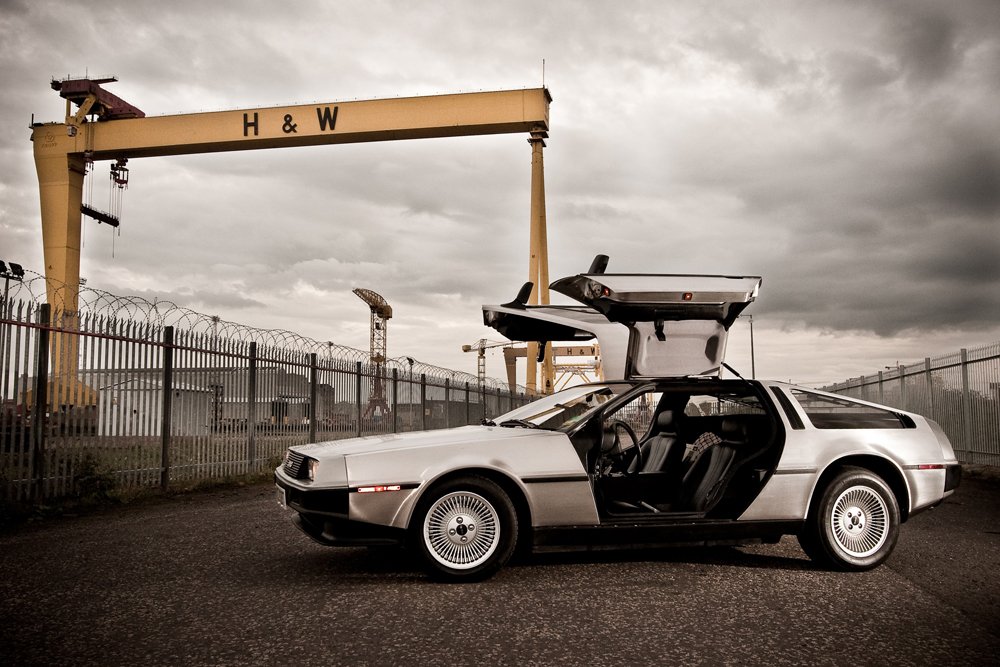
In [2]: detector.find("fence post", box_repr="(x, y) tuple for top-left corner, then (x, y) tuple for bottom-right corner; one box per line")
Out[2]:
(391, 368), (398, 434)
(30, 304), (51, 502)
(960, 348), (973, 462)
(159, 326), (174, 491)
(924, 357), (935, 420)
(355, 361), (362, 438)
(466, 381), (471, 425)
(898, 364), (906, 410)
(444, 378), (451, 429)
(420, 373), (427, 431)
(247, 341), (257, 470)
(309, 353), (318, 444)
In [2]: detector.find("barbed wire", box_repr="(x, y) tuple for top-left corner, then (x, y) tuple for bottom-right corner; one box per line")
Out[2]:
(3, 268), (525, 393)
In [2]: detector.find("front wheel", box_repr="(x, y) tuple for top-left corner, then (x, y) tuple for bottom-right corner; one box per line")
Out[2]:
(799, 466), (900, 571)
(412, 475), (518, 582)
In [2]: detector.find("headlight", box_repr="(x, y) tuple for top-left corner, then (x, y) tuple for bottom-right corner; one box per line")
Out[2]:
(307, 458), (320, 481)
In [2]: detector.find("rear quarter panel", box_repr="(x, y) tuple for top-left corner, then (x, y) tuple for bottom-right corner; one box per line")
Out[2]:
(741, 387), (952, 521)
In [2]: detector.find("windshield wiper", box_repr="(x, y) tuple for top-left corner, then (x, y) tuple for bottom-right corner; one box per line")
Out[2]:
(481, 418), (496, 426)
(498, 419), (539, 429)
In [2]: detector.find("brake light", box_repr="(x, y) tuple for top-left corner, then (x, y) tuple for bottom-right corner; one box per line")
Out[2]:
(357, 485), (402, 493)
(682, 292), (693, 301)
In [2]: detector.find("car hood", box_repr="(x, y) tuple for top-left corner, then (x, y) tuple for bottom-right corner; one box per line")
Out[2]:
(293, 424), (543, 459)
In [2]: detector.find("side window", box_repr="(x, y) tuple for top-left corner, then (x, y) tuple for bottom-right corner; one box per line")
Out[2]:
(772, 389), (805, 430)
(685, 393), (766, 417)
(790, 390), (909, 429)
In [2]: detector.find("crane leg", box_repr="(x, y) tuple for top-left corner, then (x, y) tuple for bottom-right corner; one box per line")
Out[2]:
(35, 148), (85, 385)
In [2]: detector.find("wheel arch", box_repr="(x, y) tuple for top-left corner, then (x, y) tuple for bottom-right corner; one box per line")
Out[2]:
(808, 455), (911, 522)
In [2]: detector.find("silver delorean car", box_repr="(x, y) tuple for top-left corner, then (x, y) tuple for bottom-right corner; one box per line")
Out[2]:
(275, 256), (960, 581)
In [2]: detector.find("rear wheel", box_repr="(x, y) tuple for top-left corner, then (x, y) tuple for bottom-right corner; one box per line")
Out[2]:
(412, 475), (517, 582)
(799, 466), (900, 571)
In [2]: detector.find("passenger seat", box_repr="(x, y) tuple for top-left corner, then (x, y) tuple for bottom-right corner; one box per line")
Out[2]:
(680, 418), (746, 512)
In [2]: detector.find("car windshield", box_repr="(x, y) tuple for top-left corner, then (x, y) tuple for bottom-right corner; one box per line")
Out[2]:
(488, 382), (635, 431)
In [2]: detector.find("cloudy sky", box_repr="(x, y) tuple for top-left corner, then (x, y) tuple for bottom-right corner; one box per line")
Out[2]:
(1, 0), (998, 387)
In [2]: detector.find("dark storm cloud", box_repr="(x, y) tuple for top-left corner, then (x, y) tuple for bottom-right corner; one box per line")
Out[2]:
(920, 139), (1000, 217)
(889, 5), (961, 85)
(826, 50), (899, 99)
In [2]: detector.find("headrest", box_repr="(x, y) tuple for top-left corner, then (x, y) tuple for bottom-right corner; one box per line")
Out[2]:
(656, 410), (676, 431)
(720, 418), (745, 439)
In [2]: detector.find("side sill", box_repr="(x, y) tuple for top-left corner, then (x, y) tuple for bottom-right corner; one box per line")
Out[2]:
(532, 519), (804, 553)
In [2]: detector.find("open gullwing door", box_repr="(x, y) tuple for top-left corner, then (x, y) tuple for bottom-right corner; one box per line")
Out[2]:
(482, 263), (761, 381)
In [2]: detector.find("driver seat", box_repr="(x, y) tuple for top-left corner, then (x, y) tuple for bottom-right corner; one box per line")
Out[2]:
(635, 410), (685, 473)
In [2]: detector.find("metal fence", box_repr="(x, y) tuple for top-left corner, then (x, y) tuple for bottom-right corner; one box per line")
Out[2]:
(1, 282), (530, 504)
(823, 341), (1000, 466)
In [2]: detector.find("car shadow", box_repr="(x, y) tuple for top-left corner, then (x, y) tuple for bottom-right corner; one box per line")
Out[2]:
(518, 544), (816, 572)
(264, 540), (816, 585)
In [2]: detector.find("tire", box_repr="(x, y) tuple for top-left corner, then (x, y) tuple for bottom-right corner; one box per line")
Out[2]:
(799, 466), (900, 571)
(411, 475), (518, 582)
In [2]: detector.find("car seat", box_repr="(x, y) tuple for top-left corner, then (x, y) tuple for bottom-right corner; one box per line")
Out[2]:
(627, 410), (685, 473)
(680, 417), (746, 512)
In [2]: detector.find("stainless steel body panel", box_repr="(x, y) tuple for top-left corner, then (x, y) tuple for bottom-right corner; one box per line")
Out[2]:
(276, 425), (600, 531)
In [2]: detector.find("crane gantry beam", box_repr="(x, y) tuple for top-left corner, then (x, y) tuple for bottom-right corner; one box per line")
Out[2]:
(31, 80), (550, 314)
(30, 79), (551, 382)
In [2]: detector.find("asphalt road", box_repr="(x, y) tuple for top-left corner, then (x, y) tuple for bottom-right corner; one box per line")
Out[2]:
(2, 476), (999, 667)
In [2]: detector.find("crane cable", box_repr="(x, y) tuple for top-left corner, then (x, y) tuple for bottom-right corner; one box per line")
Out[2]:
(108, 158), (128, 257)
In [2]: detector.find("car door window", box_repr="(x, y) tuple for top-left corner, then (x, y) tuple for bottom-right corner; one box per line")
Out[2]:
(789, 390), (909, 429)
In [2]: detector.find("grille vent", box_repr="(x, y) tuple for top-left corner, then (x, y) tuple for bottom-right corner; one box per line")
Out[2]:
(284, 450), (308, 479)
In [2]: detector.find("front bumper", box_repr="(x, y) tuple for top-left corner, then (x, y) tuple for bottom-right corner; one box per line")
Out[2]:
(294, 512), (406, 547)
(275, 474), (407, 547)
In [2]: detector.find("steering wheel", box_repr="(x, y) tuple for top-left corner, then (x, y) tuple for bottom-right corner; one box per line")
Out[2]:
(609, 420), (640, 472)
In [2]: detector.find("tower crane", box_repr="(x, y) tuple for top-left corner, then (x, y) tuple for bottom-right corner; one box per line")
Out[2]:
(461, 339), (517, 386)
(353, 288), (392, 420)
(462, 340), (603, 393)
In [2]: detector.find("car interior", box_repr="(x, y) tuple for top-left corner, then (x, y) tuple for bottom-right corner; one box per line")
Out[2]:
(584, 383), (784, 520)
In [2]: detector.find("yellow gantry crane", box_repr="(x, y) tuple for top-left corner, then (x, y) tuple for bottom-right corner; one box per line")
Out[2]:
(30, 78), (552, 388)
